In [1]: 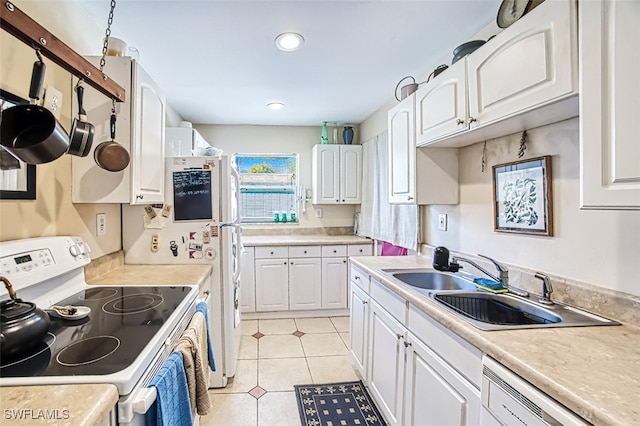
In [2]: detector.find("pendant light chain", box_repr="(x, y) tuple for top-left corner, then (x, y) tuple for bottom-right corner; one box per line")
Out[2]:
(99, 0), (117, 75)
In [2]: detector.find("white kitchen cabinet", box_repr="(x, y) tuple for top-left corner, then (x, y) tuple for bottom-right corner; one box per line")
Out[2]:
(368, 299), (406, 426)
(289, 257), (322, 310)
(72, 57), (165, 204)
(414, 0), (578, 149)
(579, 0), (640, 209)
(466, 0), (577, 130)
(349, 281), (369, 378)
(404, 332), (481, 426)
(415, 60), (468, 145)
(239, 247), (255, 313)
(388, 95), (459, 205)
(254, 258), (289, 312)
(321, 257), (348, 309)
(311, 144), (362, 204)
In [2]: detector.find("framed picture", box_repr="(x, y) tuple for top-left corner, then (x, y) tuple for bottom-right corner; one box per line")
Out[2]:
(492, 156), (552, 236)
(1, 89), (37, 200)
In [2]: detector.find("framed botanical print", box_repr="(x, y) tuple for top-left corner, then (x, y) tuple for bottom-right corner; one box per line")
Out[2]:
(493, 156), (552, 236)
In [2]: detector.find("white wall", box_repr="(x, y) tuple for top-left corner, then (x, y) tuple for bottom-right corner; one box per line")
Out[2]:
(195, 125), (357, 229)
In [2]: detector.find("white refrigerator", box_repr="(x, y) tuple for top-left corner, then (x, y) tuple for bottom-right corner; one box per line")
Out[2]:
(122, 155), (241, 388)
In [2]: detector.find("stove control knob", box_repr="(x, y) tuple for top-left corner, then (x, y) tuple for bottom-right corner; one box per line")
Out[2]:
(69, 244), (81, 257)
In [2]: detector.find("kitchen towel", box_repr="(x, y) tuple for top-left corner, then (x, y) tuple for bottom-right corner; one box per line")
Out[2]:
(175, 312), (212, 415)
(380, 241), (408, 256)
(196, 301), (216, 371)
(146, 351), (192, 426)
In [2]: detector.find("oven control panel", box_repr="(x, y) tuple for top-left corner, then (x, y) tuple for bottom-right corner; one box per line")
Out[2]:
(1, 248), (55, 276)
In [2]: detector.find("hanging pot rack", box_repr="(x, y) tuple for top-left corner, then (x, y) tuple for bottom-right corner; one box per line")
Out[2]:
(0, 1), (125, 103)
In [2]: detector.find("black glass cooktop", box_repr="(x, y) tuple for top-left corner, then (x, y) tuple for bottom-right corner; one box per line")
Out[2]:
(0, 286), (193, 378)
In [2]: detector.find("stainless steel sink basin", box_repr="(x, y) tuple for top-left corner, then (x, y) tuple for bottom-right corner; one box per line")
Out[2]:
(382, 269), (477, 291)
(432, 291), (620, 331)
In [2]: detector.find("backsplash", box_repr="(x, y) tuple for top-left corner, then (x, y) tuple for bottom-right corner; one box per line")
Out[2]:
(420, 244), (640, 327)
(241, 226), (355, 236)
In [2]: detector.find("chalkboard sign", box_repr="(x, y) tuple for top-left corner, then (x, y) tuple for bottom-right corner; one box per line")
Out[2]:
(173, 170), (213, 221)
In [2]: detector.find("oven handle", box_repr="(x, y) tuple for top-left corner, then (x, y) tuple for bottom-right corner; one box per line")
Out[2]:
(132, 387), (157, 415)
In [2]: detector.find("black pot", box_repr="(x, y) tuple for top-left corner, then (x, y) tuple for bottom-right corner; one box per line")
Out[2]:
(0, 277), (50, 358)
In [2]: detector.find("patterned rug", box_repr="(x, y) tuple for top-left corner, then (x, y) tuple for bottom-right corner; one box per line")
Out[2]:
(294, 381), (387, 426)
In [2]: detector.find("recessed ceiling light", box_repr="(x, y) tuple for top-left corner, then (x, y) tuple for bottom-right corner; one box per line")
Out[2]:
(275, 32), (304, 51)
(267, 102), (285, 110)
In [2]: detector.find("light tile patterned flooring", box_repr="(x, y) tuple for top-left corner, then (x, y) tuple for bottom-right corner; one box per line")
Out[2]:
(200, 316), (358, 426)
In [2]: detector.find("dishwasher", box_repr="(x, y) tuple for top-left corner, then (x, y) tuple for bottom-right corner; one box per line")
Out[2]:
(481, 356), (589, 426)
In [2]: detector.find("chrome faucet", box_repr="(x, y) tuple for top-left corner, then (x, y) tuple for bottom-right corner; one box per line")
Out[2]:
(534, 272), (554, 305)
(451, 254), (529, 297)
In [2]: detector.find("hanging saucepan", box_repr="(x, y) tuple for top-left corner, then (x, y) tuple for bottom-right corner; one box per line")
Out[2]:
(0, 58), (69, 164)
(0, 276), (51, 358)
(67, 84), (94, 157)
(93, 111), (130, 172)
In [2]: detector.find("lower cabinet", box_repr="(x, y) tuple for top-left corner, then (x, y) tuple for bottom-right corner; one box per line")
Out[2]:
(351, 265), (481, 426)
(255, 258), (289, 312)
(321, 257), (348, 309)
(289, 257), (322, 310)
(240, 247), (256, 313)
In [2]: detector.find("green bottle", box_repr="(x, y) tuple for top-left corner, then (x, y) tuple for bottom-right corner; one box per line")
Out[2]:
(321, 121), (329, 144)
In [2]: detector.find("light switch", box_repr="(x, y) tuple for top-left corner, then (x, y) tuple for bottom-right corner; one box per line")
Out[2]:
(43, 86), (63, 120)
(96, 213), (107, 236)
(438, 214), (448, 231)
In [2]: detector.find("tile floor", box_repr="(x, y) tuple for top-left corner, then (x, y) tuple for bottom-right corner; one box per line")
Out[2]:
(200, 316), (359, 426)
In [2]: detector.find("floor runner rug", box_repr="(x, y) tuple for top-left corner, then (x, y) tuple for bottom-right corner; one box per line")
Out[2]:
(294, 381), (387, 426)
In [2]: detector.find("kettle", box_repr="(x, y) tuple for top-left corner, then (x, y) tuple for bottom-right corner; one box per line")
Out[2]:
(0, 276), (51, 358)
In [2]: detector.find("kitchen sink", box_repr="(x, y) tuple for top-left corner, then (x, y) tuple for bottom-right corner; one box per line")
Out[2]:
(432, 291), (620, 331)
(382, 269), (477, 291)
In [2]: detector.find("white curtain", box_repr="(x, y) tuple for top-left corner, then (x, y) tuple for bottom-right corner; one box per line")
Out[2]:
(357, 131), (419, 251)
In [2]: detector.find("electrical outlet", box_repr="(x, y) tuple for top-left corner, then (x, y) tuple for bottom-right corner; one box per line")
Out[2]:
(438, 214), (448, 231)
(315, 208), (323, 218)
(96, 213), (107, 236)
(151, 234), (159, 253)
(43, 86), (63, 120)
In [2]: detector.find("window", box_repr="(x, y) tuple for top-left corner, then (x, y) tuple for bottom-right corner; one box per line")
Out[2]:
(234, 153), (298, 223)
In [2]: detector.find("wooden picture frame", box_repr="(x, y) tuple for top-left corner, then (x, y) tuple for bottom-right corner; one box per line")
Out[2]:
(492, 156), (552, 236)
(0, 89), (37, 200)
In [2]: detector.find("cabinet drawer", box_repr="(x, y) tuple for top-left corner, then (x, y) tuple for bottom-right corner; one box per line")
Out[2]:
(322, 245), (347, 257)
(408, 304), (482, 387)
(255, 246), (289, 259)
(288, 245), (321, 258)
(350, 266), (370, 293)
(348, 244), (373, 256)
(371, 278), (406, 324)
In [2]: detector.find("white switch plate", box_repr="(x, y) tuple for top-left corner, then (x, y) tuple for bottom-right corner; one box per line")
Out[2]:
(315, 208), (323, 218)
(96, 213), (107, 236)
(438, 213), (448, 231)
(43, 86), (63, 120)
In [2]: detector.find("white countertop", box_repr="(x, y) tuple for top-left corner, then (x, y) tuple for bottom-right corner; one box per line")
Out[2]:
(350, 255), (640, 426)
(243, 235), (372, 246)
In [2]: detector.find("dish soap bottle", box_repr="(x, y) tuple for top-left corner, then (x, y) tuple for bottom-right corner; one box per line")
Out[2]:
(321, 121), (329, 144)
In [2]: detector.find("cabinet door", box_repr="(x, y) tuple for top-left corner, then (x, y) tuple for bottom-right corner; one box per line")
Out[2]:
(312, 145), (340, 204)
(255, 259), (289, 312)
(240, 247), (255, 313)
(388, 95), (416, 204)
(415, 61), (468, 146)
(368, 300), (406, 426)
(130, 61), (165, 204)
(466, 0), (577, 128)
(404, 334), (480, 426)
(321, 257), (348, 309)
(340, 145), (362, 204)
(289, 258), (322, 310)
(349, 284), (369, 378)
(580, 0), (640, 209)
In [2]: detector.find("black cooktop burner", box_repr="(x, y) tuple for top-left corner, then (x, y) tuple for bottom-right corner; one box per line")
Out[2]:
(0, 286), (193, 378)
(102, 293), (164, 315)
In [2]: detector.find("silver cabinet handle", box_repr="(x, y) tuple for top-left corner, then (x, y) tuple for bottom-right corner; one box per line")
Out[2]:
(456, 118), (464, 125)
(407, 196), (414, 201)
(468, 117), (477, 124)
(136, 194), (144, 200)
(404, 341), (412, 348)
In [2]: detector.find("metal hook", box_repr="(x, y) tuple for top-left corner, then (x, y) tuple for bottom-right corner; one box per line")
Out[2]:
(111, 98), (117, 115)
(74, 78), (84, 91)
(34, 48), (43, 63)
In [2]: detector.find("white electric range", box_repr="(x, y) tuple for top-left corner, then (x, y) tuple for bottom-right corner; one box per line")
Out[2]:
(0, 236), (199, 425)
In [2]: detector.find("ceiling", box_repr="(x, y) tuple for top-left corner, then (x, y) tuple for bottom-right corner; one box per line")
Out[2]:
(73, 0), (502, 126)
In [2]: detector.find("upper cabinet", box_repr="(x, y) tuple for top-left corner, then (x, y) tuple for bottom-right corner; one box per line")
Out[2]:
(416, 0), (578, 148)
(72, 57), (165, 204)
(312, 144), (362, 204)
(388, 94), (459, 205)
(579, 0), (640, 210)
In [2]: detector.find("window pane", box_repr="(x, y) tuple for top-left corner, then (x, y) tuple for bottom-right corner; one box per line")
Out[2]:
(234, 154), (298, 223)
